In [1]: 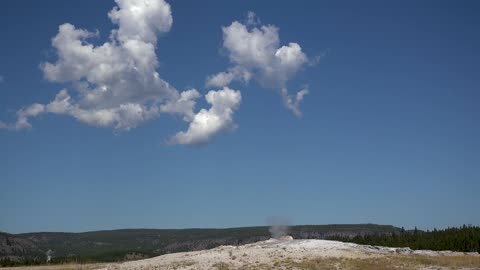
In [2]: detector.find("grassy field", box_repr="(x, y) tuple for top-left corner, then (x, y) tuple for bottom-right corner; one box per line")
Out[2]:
(283, 255), (480, 270)
(0, 263), (106, 270)
(3, 255), (479, 270)
(208, 256), (480, 269)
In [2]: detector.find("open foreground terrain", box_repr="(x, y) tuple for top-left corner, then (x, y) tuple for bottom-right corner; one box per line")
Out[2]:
(3, 237), (479, 270)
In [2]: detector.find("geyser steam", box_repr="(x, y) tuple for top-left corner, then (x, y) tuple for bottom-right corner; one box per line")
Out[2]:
(46, 249), (53, 263)
(269, 224), (289, 239)
(267, 216), (291, 239)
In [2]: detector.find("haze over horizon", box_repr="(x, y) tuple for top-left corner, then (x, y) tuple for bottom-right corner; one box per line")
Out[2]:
(0, 223), (458, 235)
(1, 0), (479, 234)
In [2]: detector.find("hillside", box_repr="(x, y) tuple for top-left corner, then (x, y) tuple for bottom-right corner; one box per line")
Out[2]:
(0, 233), (40, 261)
(0, 224), (398, 264)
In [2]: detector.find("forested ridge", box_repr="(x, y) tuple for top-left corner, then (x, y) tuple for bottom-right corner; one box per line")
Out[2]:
(328, 225), (480, 253)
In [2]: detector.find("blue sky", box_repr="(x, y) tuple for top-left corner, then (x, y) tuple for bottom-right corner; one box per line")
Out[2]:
(1, 0), (479, 233)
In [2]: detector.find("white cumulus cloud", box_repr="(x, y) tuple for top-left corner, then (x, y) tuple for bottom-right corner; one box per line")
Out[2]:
(0, 0), (242, 145)
(169, 87), (241, 145)
(1, 103), (46, 131)
(246, 11), (261, 26)
(4, 0), (195, 131)
(206, 13), (311, 116)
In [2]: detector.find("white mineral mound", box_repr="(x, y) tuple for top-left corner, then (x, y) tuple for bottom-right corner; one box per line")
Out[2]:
(101, 238), (480, 270)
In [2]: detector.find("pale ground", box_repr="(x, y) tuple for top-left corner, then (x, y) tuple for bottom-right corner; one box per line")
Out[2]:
(100, 237), (480, 270)
(3, 238), (480, 270)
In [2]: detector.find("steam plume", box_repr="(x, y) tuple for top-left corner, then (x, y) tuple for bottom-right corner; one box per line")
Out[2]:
(267, 216), (291, 239)
(46, 249), (53, 263)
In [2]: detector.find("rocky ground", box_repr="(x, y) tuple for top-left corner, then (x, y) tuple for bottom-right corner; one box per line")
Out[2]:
(99, 237), (480, 270)
(3, 237), (480, 270)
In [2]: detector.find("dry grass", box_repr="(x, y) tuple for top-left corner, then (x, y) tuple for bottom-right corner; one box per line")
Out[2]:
(5, 254), (479, 270)
(282, 255), (480, 270)
(212, 262), (233, 270)
(169, 260), (196, 270)
(0, 263), (107, 270)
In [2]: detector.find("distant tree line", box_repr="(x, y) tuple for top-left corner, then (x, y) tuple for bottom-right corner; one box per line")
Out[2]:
(0, 256), (95, 267)
(327, 225), (480, 253)
(0, 258), (42, 267)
